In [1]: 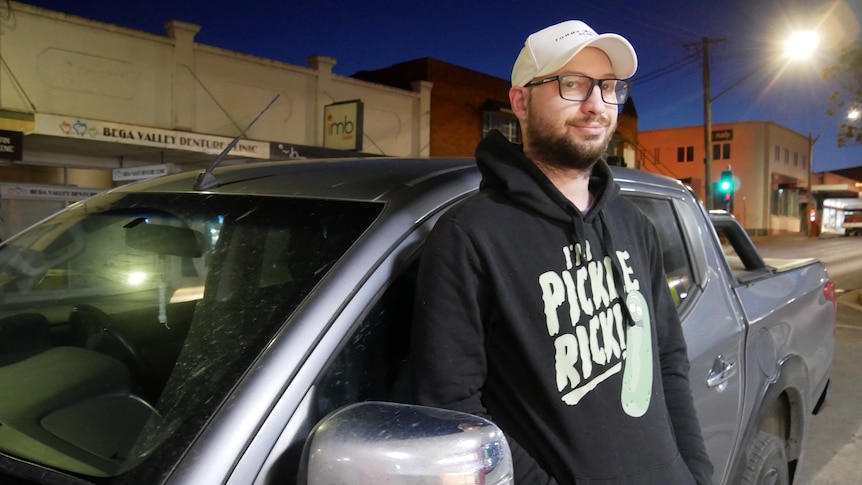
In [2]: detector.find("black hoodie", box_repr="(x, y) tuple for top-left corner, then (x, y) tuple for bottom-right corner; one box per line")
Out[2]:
(412, 130), (713, 484)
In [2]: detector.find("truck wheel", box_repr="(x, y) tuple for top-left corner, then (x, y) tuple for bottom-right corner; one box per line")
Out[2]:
(741, 432), (789, 485)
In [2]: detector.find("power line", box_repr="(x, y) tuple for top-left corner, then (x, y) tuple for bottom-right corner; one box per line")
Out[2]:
(632, 52), (701, 85)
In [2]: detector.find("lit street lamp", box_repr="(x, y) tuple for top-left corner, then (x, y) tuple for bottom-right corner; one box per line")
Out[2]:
(785, 31), (821, 60)
(701, 30), (820, 210)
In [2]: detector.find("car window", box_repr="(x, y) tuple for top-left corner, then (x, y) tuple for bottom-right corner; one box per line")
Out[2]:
(626, 196), (694, 307)
(0, 192), (381, 481)
(314, 261), (417, 417)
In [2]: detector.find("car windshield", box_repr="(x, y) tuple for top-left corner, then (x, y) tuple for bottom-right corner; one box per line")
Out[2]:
(0, 191), (381, 479)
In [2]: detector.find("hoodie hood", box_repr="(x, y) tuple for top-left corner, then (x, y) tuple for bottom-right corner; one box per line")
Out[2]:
(475, 130), (620, 224)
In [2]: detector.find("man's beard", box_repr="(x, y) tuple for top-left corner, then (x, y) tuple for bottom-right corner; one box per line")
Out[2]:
(525, 113), (614, 171)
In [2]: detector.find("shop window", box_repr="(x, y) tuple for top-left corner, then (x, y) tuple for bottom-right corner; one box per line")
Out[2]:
(771, 185), (800, 217)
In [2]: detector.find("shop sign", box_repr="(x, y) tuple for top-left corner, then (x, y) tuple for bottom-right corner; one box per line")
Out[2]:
(35, 114), (270, 160)
(0, 130), (23, 161)
(113, 164), (170, 181)
(712, 129), (733, 142)
(0, 183), (102, 201)
(270, 142), (378, 160)
(323, 100), (363, 151)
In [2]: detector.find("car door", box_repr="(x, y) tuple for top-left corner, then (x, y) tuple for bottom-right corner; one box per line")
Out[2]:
(627, 194), (745, 485)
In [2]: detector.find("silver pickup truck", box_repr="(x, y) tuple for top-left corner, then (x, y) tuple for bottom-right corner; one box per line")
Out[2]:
(0, 158), (835, 485)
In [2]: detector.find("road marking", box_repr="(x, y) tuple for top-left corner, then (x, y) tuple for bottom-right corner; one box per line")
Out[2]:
(810, 424), (862, 483)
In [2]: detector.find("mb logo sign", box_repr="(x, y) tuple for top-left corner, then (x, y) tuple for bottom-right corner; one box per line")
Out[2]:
(323, 100), (364, 151)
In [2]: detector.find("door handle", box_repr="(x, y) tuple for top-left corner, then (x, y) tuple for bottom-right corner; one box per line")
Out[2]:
(707, 356), (738, 388)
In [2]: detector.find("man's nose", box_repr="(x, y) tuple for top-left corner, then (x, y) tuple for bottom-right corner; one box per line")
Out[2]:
(580, 84), (605, 113)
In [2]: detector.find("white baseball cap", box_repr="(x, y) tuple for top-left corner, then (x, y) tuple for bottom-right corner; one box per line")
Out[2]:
(511, 20), (638, 86)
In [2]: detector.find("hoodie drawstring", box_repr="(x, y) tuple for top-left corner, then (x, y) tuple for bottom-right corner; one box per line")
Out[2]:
(598, 211), (636, 327)
(565, 207), (635, 327)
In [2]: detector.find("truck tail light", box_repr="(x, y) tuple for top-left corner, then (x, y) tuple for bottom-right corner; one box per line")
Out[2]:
(823, 280), (838, 329)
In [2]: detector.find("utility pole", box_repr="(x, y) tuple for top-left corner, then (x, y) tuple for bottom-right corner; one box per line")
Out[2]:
(702, 37), (714, 210)
(686, 37), (725, 210)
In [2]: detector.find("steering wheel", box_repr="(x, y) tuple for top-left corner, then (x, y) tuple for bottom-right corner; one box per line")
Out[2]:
(69, 304), (151, 394)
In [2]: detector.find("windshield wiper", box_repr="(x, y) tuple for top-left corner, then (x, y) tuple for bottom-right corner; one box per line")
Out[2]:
(193, 94), (280, 191)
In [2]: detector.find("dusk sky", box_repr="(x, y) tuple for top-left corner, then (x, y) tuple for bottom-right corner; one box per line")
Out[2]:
(18, 0), (862, 172)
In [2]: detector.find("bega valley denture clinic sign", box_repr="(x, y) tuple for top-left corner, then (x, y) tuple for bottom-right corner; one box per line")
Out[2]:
(35, 114), (270, 159)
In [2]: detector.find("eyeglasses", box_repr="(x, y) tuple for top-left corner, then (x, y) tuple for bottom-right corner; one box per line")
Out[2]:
(524, 74), (633, 105)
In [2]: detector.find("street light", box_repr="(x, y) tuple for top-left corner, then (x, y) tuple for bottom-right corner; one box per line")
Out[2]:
(701, 30), (820, 210)
(784, 31), (820, 60)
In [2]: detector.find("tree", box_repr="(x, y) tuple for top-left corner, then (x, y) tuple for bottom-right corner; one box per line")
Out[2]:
(824, 40), (862, 147)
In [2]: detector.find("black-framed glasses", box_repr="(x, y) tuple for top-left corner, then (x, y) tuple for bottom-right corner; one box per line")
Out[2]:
(524, 74), (632, 105)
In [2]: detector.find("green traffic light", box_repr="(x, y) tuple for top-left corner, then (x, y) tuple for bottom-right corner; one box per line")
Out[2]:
(719, 170), (733, 193)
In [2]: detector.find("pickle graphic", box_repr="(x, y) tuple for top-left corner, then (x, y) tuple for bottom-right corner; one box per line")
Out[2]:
(621, 290), (652, 417)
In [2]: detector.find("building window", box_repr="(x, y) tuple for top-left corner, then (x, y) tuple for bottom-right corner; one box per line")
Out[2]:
(676, 146), (694, 162)
(784, 149), (790, 164)
(775, 145), (780, 161)
(803, 155), (808, 169)
(483, 112), (520, 143)
(793, 152), (799, 167)
(713, 143), (731, 160)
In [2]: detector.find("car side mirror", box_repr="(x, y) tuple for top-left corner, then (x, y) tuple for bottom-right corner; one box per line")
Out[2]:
(298, 401), (513, 485)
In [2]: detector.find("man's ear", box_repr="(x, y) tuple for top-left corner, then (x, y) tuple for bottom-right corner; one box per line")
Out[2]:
(509, 86), (529, 121)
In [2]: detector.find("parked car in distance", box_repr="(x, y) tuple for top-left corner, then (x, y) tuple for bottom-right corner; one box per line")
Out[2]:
(0, 157), (835, 485)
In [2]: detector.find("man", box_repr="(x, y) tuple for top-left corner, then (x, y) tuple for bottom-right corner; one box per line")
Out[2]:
(411, 20), (714, 484)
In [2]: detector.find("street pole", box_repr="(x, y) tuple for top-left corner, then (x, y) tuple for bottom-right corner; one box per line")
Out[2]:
(702, 37), (713, 210)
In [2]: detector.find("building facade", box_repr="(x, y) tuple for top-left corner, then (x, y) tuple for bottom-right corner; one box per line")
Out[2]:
(639, 121), (814, 235)
(0, 2), (430, 238)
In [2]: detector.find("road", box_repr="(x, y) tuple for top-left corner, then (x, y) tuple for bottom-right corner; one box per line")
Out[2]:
(752, 233), (862, 484)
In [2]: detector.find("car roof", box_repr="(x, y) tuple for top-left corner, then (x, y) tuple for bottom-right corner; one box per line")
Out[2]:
(116, 157), (476, 202)
(114, 156), (687, 202)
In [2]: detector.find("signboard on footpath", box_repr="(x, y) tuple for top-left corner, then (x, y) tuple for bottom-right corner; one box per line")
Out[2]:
(35, 114), (270, 160)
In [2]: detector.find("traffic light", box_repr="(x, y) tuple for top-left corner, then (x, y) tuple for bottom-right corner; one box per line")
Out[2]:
(715, 170), (734, 211)
(718, 170), (733, 195)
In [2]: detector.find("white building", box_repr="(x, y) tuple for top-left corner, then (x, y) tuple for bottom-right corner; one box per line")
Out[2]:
(0, 2), (431, 238)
